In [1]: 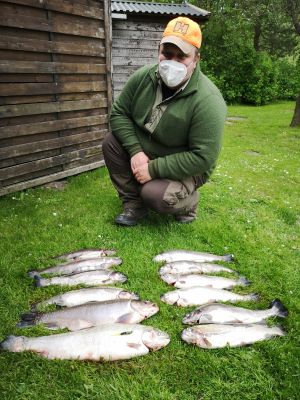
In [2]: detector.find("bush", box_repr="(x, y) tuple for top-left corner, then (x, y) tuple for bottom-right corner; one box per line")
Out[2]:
(275, 57), (300, 100)
(200, 15), (299, 105)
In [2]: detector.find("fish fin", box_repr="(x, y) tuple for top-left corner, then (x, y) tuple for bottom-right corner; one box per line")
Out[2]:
(238, 276), (251, 286)
(127, 342), (142, 349)
(43, 323), (60, 330)
(199, 337), (212, 348)
(116, 313), (136, 324)
(177, 298), (189, 307)
(34, 275), (43, 287)
(17, 312), (40, 328)
(270, 299), (288, 318)
(223, 254), (234, 262)
(28, 270), (39, 278)
(248, 293), (260, 301)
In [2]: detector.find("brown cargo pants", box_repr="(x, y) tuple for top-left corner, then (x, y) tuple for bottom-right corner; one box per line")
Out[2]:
(102, 133), (205, 215)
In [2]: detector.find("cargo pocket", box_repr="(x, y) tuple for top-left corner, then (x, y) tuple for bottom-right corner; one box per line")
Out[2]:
(163, 177), (196, 206)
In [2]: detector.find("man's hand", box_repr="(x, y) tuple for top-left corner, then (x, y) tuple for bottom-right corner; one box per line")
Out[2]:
(130, 152), (149, 172)
(132, 163), (152, 184)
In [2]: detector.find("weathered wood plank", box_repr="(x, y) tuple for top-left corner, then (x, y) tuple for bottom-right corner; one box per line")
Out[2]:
(0, 148), (59, 169)
(0, 35), (105, 56)
(112, 48), (158, 59)
(0, 81), (107, 96)
(0, 115), (108, 138)
(2, 0), (104, 20)
(113, 30), (163, 40)
(0, 160), (105, 196)
(0, 14), (105, 38)
(2, 165), (63, 187)
(112, 38), (161, 50)
(0, 73), (53, 83)
(0, 61), (106, 74)
(0, 144), (102, 180)
(113, 57), (156, 66)
(112, 20), (165, 32)
(103, 0), (112, 117)
(0, 98), (107, 118)
(0, 129), (107, 159)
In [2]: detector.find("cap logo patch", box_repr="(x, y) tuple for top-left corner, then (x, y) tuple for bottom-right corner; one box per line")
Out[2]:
(173, 21), (189, 35)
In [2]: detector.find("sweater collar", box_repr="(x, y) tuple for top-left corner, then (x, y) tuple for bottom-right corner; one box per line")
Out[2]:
(149, 63), (200, 98)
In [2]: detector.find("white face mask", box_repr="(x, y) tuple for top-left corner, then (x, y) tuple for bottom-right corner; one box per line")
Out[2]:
(158, 60), (188, 88)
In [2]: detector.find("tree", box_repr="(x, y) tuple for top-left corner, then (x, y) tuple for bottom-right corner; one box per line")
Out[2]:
(283, 0), (300, 126)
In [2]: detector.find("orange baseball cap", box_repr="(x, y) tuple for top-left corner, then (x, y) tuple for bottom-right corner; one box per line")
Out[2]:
(160, 17), (202, 54)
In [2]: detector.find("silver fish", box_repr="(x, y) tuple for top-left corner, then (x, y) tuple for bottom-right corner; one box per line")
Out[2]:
(28, 257), (122, 277)
(153, 250), (233, 263)
(161, 287), (259, 307)
(1, 323), (170, 361)
(160, 273), (249, 290)
(35, 270), (127, 287)
(159, 261), (235, 275)
(54, 249), (116, 261)
(18, 300), (159, 331)
(182, 299), (288, 325)
(181, 323), (285, 348)
(35, 287), (139, 308)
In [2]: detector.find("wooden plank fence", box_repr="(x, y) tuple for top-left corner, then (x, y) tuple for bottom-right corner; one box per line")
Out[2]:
(0, 0), (112, 196)
(112, 18), (165, 98)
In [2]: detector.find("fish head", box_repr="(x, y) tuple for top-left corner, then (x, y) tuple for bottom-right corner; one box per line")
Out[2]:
(161, 274), (177, 285)
(1, 335), (25, 352)
(182, 310), (201, 325)
(118, 291), (140, 300)
(159, 266), (170, 275)
(131, 301), (159, 318)
(111, 272), (127, 283)
(142, 328), (170, 351)
(160, 291), (180, 305)
(181, 327), (212, 348)
(182, 311), (212, 325)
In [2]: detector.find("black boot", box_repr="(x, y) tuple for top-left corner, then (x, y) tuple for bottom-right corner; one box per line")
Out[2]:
(115, 207), (148, 226)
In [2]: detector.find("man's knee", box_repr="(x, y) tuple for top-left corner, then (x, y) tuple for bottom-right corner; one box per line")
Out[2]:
(140, 180), (169, 213)
(141, 178), (198, 214)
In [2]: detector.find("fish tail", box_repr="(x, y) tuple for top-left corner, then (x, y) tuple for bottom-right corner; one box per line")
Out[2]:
(28, 270), (40, 278)
(1, 335), (25, 352)
(238, 276), (251, 286)
(270, 299), (288, 318)
(34, 275), (48, 287)
(17, 312), (41, 328)
(246, 293), (260, 302)
(222, 254), (234, 262)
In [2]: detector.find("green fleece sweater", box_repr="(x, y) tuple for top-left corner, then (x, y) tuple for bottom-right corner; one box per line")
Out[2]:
(110, 64), (227, 181)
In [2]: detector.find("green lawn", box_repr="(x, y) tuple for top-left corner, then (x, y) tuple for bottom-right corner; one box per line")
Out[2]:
(0, 102), (299, 400)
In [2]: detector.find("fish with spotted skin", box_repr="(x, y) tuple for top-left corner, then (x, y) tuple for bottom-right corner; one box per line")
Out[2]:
(28, 257), (122, 278)
(54, 249), (116, 262)
(160, 273), (249, 290)
(34, 287), (139, 308)
(1, 323), (170, 361)
(153, 250), (233, 263)
(34, 270), (127, 287)
(161, 287), (259, 307)
(159, 261), (236, 276)
(17, 300), (159, 331)
(182, 299), (288, 325)
(181, 323), (285, 348)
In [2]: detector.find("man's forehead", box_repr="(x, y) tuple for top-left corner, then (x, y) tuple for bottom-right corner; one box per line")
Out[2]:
(160, 43), (189, 57)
